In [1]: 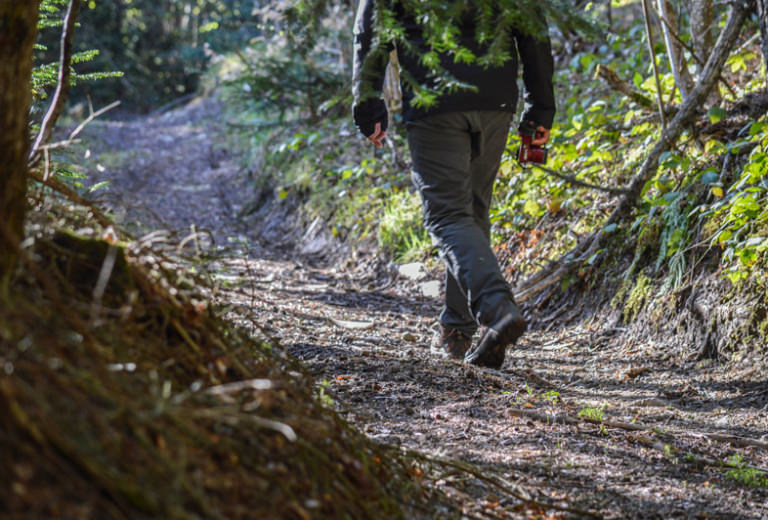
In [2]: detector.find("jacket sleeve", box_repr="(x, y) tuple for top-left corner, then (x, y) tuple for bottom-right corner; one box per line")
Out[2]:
(514, 23), (556, 129)
(352, 0), (390, 137)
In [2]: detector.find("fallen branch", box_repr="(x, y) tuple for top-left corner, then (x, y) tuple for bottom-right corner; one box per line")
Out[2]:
(29, 0), (83, 166)
(508, 407), (768, 450)
(406, 449), (603, 519)
(595, 64), (655, 110)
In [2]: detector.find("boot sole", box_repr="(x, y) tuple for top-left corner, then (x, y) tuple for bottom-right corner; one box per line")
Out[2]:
(464, 314), (526, 369)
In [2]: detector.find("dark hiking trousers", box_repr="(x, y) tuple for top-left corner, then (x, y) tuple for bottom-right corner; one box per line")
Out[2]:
(406, 111), (517, 335)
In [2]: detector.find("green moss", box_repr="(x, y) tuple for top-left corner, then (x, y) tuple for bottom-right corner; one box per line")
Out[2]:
(622, 272), (655, 322)
(46, 229), (134, 302)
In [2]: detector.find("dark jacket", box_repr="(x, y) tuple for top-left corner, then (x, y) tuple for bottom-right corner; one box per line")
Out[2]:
(352, 0), (556, 137)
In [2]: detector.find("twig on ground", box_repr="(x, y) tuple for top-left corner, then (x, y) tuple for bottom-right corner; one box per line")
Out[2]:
(628, 433), (768, 473)
(508, 407), (768, 450)
(406, 450), (603, 519)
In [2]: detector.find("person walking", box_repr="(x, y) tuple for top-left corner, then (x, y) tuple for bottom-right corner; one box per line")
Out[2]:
(352, 1), (556, 369)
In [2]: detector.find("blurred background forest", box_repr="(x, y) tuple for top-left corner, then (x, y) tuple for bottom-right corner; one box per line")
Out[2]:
(35, 0), (261, 111)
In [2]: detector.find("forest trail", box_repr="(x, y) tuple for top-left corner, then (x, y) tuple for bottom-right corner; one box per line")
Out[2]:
(78, 97), (768, 519)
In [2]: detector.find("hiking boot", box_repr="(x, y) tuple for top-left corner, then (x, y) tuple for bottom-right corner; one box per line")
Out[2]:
(431, 326), (473, 360)
(464, 310), (526, 369)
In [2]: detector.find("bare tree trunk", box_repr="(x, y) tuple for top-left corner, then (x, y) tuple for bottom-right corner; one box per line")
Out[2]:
(642, 0), (668, 127)
(759, 0), (768, 75)
(657, 0), (694, 99)
(0, 1), (42, 279)
(690, 0), (715, 64)
(30, 0), (83, 165)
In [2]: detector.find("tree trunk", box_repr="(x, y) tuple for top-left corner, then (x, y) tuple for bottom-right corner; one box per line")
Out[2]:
(759, 0), (768, 75)
(0, 1), (41, 279)
(690, 0), (715, 65)
(657, 0), (694, 100)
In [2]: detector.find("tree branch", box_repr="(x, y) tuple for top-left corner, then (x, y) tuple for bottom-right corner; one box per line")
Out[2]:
(641, 0), (668, 128)
(29, 0), (83, 166)
(528, 163), (630, 195)
(28, 168), (114, 230)
(595, 64), (655, 109)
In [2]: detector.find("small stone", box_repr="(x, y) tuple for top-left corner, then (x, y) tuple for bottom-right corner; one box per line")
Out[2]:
(419, 280), (441, 298)
(397, 262), (427, 281)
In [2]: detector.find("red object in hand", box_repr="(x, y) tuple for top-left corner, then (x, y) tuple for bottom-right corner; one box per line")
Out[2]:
(517, 128), (548, 165)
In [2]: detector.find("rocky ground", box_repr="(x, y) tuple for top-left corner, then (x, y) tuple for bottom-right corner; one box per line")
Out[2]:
(74, 96), (768, 519)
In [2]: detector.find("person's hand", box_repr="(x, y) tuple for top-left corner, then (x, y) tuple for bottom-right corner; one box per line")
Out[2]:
(367, 122), (387, 149)
(353, 98), (388, 146)
(532, 126), (550, 146)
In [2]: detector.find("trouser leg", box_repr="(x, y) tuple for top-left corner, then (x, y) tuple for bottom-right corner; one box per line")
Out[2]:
(407, 111), (515, 330)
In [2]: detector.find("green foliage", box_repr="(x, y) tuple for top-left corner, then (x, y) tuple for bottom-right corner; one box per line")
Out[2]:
(577, 404), (606, 422)
(485, 0), (768, 305)
(221, 74), (414, 256)
(542, 390), (561, 404)
(703, 122), (768, 283)
(725, 454), (768, 488)
(33, 0), (122, 111)
(377, 190), (433, 262)
(223, 2), (352, 122)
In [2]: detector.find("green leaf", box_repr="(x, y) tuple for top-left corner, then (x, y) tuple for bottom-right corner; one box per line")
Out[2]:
(700, 169), (719, 185)
(707, 106), (727, 124)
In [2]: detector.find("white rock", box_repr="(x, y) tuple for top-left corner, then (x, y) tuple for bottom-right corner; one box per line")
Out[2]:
(419, 280), (441, 298)
(397, 262), (427, 281)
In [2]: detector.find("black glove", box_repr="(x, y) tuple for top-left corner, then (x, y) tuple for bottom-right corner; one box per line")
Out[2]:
(518, 120), (541, 135)
(353, 98), (388, 138)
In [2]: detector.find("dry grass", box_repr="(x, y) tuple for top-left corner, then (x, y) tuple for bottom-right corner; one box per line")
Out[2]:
(0, 197), (433, 519)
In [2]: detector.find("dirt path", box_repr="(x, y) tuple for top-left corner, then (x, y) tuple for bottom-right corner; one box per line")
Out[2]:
(78, 97), (768, 519)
